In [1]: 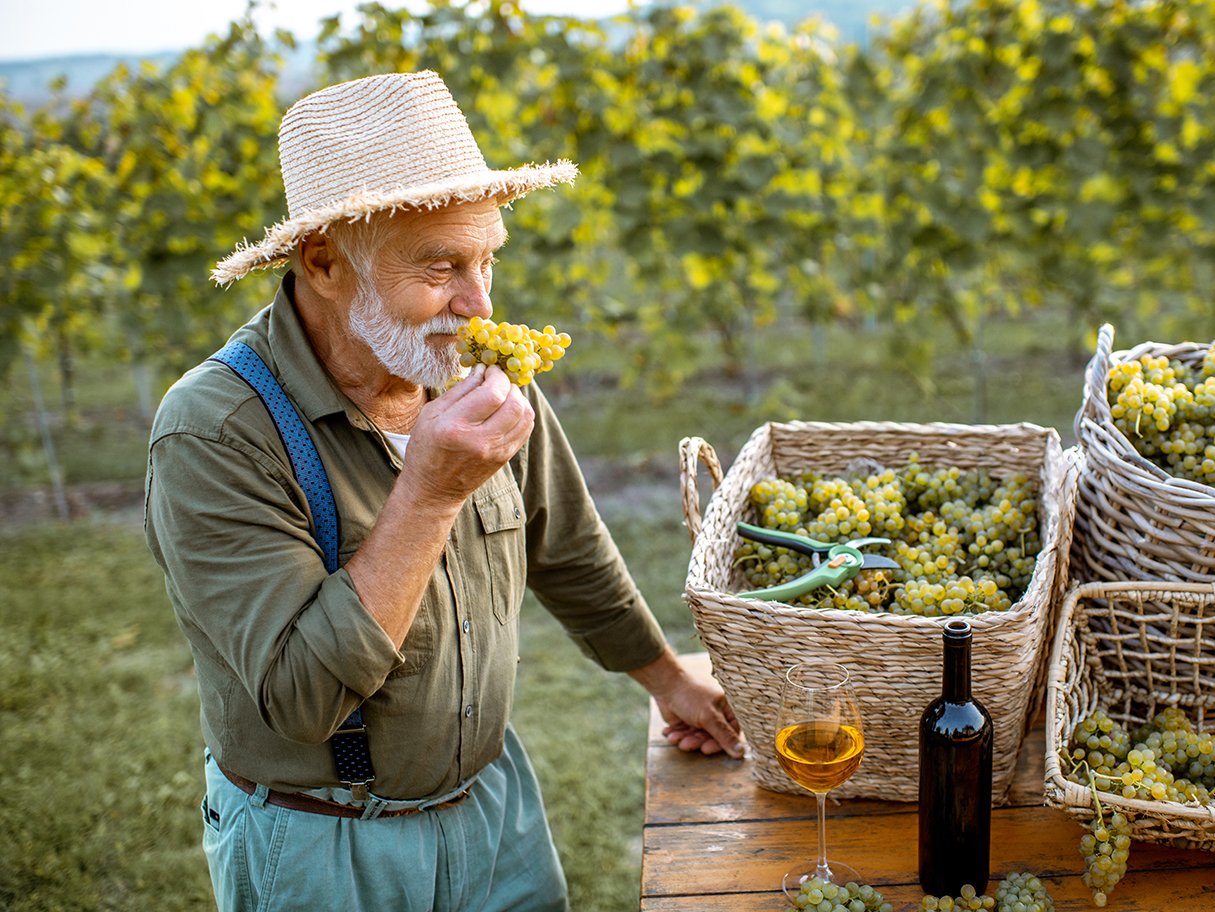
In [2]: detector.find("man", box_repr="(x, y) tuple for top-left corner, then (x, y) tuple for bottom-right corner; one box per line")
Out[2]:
(145, 70), (742, 911)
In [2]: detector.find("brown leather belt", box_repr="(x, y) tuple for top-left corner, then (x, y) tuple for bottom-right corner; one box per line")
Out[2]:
(218, 764), (471, 818)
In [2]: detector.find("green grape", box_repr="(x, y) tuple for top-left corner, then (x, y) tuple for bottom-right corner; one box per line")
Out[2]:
(734, 457), (1042, 616)
(1062, 705), (1215, 906)
(1107, 342), (1215, 486)
(922, 872), (1055, 912)
(1080, 809), (1132, 905)
(789, 877), (893, 912)
(993, 871), (1055, 912)
(455, 316), (569, 386)
(920, 885), (993, 911)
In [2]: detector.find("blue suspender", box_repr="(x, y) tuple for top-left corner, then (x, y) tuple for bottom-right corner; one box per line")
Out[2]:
(210, 341), (340, 571)
(210, 340), (376, 796)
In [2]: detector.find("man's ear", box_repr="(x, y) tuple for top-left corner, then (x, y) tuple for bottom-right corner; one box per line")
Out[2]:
(297, 232), (353, 300)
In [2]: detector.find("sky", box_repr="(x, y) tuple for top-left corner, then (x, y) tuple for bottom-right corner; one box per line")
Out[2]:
(0, 0), (632, 61)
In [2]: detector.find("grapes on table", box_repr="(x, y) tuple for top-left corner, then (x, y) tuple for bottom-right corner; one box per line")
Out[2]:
(733, 456), (1040, 616)
(1064, 705), (1215, 906)
(1106, 343), (1215, 488)
(784, 876), (893, 912)
(921, 872), (1055, 912)
(455, 316), (570, 386)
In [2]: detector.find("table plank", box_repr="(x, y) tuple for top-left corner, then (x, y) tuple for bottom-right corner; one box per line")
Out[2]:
(642, 809), (1214, 895)
(641, 653), (1215, 911)
(639, 868), (1215, 912)
(644, 722), (1047, 826)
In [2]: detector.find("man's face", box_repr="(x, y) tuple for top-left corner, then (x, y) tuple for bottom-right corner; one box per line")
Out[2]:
(346, 199), (506, 387)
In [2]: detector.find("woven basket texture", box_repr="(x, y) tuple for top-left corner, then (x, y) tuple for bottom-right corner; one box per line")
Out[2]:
(680, 420), (1075, 803)
(1071, 324), (1215, 585)
(1044, 581), (1215, 852)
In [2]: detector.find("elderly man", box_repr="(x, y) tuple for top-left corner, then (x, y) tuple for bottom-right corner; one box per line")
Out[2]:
(144, 71), (741, 911)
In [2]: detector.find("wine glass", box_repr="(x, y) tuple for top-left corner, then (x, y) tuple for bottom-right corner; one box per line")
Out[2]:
(774, 662), (865, 896)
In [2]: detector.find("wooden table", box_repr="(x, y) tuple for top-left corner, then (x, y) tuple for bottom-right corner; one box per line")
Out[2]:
(640, 654), (1215, 911)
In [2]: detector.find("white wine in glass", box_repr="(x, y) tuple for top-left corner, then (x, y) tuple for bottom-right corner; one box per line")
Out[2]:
(775, 662), (865, 896)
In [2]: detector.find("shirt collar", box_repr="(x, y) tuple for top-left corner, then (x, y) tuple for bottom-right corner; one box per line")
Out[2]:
(265, 271), (362, 424)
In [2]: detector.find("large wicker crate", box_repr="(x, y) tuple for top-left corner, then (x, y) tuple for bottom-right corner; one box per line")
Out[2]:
(1072, 323), (1215, 584)
(1044, 580), (1215, 852)
(679, 421), (1075, 803)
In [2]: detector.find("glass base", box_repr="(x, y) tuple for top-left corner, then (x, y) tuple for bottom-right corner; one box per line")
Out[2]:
(782, 860), (865, 899)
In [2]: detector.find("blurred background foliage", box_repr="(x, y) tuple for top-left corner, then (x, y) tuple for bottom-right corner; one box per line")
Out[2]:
(3, 0), (1212, 423)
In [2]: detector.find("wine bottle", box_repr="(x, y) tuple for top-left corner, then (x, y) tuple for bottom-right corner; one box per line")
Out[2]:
(918, 618), (993, 897)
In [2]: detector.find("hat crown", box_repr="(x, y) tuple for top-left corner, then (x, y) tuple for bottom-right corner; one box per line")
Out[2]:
(278, 71), (489, 218)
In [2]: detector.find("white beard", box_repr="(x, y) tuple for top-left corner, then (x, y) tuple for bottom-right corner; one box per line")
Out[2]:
(348, 284), (464, 389)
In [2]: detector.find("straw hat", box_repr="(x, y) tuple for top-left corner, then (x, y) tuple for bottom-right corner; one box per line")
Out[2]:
(212, 71), (578, 285)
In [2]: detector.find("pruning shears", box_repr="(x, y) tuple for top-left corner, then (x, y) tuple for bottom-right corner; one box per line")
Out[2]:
(735, 521), (900, 602)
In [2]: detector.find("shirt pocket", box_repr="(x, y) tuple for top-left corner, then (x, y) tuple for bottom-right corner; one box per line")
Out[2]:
(473, 480), (527, 624)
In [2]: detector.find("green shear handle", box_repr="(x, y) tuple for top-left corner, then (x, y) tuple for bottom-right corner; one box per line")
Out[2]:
(735, 521), (898, 602)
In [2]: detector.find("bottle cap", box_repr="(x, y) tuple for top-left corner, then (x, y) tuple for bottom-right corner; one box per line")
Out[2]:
(943, 618), (972, 642)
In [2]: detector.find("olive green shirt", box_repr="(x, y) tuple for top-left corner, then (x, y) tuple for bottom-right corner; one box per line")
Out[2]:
(145, 274), (666, 799)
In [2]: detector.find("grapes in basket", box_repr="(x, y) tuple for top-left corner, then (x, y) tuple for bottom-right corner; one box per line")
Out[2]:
(1064, 705), (1215, 906)
(1106, 342), (1215, 487)
(733, 456), (1040, 616)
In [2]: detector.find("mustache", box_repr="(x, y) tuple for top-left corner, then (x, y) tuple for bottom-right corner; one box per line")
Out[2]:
(423, 315), (470, 336)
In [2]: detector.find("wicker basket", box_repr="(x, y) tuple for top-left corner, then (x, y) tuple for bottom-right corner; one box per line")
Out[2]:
(1071, 323), (1215, 584)
(1043, 580), (1215, 852)
(679, 421), (1076, 803)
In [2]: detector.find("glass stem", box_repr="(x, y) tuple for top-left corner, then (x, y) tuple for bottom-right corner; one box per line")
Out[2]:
(814, 791), (831, 880)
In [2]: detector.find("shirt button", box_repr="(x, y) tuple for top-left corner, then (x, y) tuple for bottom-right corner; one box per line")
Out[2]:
(462, 619), (471, 634)
(513, 506), (521, 519)
(464, 705), (474, 718)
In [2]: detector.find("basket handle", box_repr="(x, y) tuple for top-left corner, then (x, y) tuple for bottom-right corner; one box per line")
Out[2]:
(1076, 323), (1115, 438)
(679, 436), (723, 544)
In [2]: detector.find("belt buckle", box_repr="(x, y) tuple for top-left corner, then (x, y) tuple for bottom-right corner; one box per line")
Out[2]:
(341, 779), (374, 802)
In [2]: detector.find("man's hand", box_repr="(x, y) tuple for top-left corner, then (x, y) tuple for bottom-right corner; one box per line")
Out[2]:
(404, 363), (535, 506)
(630, 648), (744, 759)
(345, 363), (533, 647)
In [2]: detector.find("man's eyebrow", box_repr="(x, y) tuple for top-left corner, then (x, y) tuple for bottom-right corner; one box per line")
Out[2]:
(415, 229), (509, 262)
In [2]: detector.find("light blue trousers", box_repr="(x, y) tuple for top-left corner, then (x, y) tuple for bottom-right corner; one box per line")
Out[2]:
(201, 726), (569, 911)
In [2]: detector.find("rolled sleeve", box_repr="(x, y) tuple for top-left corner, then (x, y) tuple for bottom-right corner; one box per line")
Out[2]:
(562, 591), (667, 672)
(146, 418), (401, 743)
(296, 568), (405, 698)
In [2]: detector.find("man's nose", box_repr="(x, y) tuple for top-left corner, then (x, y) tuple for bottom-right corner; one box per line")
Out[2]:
(452, 273), (492, 319)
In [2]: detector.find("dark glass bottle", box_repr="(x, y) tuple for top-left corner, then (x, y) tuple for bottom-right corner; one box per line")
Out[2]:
(918, 618), (993, 897)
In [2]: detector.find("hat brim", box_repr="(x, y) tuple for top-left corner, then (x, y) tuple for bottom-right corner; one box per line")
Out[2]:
(211, 160), (578, 286)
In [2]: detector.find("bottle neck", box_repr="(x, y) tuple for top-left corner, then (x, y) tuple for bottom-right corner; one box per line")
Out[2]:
(942, 638), (972, 702)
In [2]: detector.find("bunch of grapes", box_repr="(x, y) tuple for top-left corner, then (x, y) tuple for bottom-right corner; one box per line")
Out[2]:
(1078, 806), (1132, 907)
(734, 456), (1040, 616)
(920, 883), (994, 910)
(1064, 706), (1215, 905)
(455, 316), (570, 386)
(784, 876), (893, 912)
(992, 872), (1055, 912)
(1106, 343), (1215, 487)
(1066, 707), (1215, 803)
(921, 874), (1054, 912)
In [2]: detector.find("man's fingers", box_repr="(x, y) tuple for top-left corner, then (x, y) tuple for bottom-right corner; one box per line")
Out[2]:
(663, 713), (744, 760)
(440, 363), (486, 402)
(703, 708), (744, 759)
